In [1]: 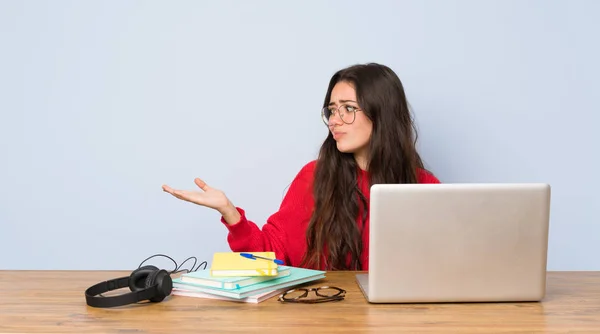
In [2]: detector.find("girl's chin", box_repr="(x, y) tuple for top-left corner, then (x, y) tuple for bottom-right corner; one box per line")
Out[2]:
(335, 141), (357, 154)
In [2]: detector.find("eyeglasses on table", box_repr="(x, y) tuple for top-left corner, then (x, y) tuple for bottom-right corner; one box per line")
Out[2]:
(278, 286), (346, 304)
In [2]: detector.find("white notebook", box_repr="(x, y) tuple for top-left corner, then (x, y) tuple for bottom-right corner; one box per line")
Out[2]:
(172, 287), (285, 304)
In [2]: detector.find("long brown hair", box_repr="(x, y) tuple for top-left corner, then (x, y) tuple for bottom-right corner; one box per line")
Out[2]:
(301, 63), (425, 270)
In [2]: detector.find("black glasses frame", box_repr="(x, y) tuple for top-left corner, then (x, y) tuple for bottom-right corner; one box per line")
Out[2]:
(278, 286), (346, 304)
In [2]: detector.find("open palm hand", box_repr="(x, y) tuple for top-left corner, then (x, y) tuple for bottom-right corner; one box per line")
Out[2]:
(162, 178), (229, 212)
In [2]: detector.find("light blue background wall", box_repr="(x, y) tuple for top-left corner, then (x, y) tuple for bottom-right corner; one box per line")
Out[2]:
(1, 0), (598, 270)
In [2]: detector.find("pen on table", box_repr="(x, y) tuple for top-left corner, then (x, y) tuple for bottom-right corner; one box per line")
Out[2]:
(240, 253), (284, 265)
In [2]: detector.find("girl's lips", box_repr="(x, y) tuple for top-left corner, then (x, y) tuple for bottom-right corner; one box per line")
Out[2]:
(333, 132), (345, 140)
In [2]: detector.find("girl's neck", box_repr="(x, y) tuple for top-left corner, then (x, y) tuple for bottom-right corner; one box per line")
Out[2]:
(354, 151), (368, 171)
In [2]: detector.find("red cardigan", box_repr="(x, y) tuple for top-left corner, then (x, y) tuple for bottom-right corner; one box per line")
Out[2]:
(221, 160), (441, 270)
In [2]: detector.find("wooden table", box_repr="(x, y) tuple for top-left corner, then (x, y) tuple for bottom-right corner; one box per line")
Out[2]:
(1, 271), (599, 333)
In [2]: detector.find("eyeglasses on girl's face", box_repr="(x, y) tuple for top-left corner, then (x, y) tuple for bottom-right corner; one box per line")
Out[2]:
(321, 104), (361, 125)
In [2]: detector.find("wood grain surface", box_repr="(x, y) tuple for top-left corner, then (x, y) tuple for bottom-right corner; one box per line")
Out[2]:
(0, 270), (599, 333)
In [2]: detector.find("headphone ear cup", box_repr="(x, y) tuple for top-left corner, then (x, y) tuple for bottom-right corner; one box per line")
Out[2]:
(129, 265), (159, 292)
(145, 269), (172, 302)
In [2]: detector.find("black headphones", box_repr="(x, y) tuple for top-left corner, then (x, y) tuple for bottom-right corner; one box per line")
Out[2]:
(85, 265), (173, 308)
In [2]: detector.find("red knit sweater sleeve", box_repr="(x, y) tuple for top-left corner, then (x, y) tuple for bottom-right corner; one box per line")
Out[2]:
(220, 161), (315, 265)
(418, 168), (441, 184)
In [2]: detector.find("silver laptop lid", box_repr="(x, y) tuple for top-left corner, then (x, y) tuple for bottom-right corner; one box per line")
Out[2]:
(366, 183), (551, 303)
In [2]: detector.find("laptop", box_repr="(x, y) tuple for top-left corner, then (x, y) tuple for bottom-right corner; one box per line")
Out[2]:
(356, 183), (551, 303)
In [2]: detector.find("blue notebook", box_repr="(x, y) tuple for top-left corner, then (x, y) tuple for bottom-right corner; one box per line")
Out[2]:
(180, 267), (291, 289)
(172, 266), (325, 299)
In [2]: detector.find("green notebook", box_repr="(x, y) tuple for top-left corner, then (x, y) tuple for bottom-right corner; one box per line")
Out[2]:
(181, 267), (291, 290)
(173, 266), (325, 299)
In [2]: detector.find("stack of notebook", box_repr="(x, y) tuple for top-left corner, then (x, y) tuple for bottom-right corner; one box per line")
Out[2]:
(172, 252), (325, 303)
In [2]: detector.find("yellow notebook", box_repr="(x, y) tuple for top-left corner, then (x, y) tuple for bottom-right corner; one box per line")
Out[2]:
(210, 252), (279, 277)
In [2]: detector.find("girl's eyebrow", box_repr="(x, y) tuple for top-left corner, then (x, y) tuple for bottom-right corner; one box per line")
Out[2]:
(328, 99), (357, 106)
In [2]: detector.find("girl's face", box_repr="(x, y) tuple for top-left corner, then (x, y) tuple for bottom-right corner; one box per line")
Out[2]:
(326, 81), (373, 167)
